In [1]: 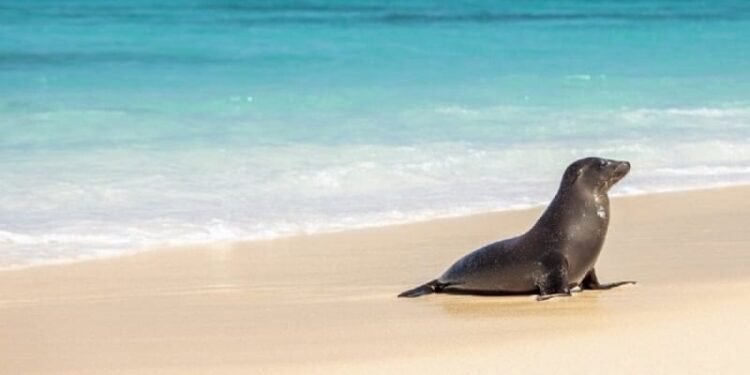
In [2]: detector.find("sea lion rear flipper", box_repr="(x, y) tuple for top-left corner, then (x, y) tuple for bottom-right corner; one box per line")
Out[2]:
(398, 279), (440, 298)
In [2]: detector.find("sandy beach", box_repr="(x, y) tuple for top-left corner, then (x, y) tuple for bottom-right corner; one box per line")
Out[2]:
(1, 186), (749, 374)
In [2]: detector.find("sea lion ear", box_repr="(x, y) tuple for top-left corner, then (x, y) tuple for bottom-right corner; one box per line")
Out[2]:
(576, 166), (584, 179)
(564, 165), (583, 185)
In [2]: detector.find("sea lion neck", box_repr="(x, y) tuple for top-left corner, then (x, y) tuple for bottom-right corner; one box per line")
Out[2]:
(532, 183), (601, 231)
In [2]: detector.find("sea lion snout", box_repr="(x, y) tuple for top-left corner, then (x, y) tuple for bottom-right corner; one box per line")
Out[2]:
(574, 157), (630, 192)
(609, 160), (630, 183)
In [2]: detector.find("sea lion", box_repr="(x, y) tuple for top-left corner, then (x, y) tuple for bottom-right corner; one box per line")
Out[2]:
(399, 157), (634, 301)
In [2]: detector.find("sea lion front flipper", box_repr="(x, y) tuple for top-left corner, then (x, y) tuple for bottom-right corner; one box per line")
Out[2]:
(594, 281), (636, 289)
(580, 269), (636, 290)
(536, 257), (572, 301)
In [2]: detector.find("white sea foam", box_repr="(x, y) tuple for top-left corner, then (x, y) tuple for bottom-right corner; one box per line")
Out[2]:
(564, 74), (594, 81)
(1, 105), (750, 269)
(654, 166), (750, 176)
(625, 107), (750, 118)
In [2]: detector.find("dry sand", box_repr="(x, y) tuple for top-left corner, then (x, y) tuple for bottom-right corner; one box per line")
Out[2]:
(1, 186), (749, 374)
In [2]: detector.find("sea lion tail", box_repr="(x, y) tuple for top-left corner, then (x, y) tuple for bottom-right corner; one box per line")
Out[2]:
(398, 279), (440, 298)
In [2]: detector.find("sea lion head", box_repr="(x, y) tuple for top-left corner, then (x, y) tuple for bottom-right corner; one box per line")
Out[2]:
(562, 157), (630, 194)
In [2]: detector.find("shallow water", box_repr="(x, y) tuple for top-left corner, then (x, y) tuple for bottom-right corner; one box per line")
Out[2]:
(1, 0), (749, 267)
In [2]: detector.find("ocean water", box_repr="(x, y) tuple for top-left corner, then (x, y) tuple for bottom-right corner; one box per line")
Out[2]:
(1, 0), (750, 268)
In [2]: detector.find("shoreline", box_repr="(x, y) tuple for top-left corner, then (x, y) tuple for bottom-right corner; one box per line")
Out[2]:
(2, 186), (749, 374)
(3, 182), (750, 272)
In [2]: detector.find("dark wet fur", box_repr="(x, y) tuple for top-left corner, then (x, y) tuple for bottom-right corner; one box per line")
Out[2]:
(398, 157), (634, 300)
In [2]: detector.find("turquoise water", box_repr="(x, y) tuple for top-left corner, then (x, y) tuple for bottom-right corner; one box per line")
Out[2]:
(1, 0), (750, 267)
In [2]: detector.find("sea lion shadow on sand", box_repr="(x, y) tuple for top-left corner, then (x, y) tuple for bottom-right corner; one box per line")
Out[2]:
(399, 157), (636, 301)
(434, 289), (610, 319)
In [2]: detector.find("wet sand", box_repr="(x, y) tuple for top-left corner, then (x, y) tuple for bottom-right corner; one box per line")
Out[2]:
(1, 186), (749, 374)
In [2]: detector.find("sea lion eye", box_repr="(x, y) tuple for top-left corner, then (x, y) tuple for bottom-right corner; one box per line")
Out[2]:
(599, 160), (608, 168)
